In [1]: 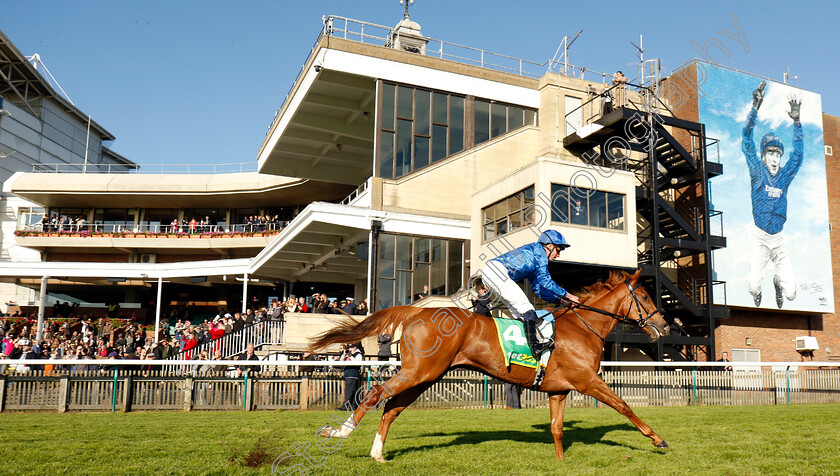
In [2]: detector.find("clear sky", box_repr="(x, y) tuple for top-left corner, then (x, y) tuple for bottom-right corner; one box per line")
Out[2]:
(3, 0), (838, 167)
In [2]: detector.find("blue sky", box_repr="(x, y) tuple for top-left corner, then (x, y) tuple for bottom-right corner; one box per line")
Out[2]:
(699, 67), (833, 312)
(3, 0), (839, 166)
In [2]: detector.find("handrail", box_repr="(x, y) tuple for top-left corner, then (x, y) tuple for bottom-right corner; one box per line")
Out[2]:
(31, 162), (258, 174)
(167, 321), (284, 361)
(340, 177), (371, 205)
(564, 81), (675, 136)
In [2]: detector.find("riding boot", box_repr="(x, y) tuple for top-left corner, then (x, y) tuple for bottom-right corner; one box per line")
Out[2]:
(523, 310), (549, 358)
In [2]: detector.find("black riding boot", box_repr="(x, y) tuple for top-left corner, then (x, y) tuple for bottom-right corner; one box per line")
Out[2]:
(523, 310), (549, 358)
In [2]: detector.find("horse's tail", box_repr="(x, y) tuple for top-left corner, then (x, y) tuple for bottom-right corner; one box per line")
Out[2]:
(308, 306), (423, 352)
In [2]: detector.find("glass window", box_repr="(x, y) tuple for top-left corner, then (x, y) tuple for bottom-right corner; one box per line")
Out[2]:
(397, 85), (413, 119)
(475, 99), (490, 145)
(447, 241), (463, 295)
(396, 119), (413, 177)
(396, 235), (413, 271)
(482, 186), (535, 241)
(490, 103), (506, 138)
(382, 83), (395, 131)
(550, 184), (624, 230)
(550, 184), (570, 223)
(449, 96), (464, 154)
(432, 124), (447, 163)
(432, 92), (447, 124)
(414, 237), (430, 263)
(379, 83), (469, 179)
(415, 89), (430, 136)
(413, 263), (429, 301)
(414, 136), (430, 170)
(378, 278), (394, 310)
(608, 193), (625, 230)
(430, 239), (445, 295)
(589, 191), (607, 228)
(380, 131), (394, 179)
(377, 233), (465, 310)
(396, 271), (412, 306)
(508, 106), (524, 130)
(379, 234), (395, 279)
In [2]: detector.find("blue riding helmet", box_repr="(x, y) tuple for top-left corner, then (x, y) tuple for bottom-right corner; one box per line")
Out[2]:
(538, 230), (569, 249)
(761, 133), (783, 157)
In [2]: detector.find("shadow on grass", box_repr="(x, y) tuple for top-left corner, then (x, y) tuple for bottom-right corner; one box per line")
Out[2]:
(384, 420), (641, 459)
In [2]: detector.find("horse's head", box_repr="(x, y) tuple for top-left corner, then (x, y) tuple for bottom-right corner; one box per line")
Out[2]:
(621, 270), (669, 340)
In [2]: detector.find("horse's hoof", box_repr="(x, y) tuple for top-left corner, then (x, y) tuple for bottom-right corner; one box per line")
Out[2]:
(655, 440), (669, 448)
(372, 456), (387, 463)
(319, 425), (336, 438)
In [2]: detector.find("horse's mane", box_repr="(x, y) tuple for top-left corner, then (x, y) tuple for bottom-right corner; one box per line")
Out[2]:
(577, 270), (631, 300)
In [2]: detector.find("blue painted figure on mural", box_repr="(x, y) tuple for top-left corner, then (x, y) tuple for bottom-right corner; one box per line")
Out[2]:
(742, 80), (803, 308)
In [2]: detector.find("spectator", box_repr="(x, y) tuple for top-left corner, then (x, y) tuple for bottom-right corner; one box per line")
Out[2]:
(612, 70), (627, 108)
(472, 280), (492, 317)
(337, 342), (364, 411)
(377, 333), (392, 361)
(237, 343), (260, 376)
(341, 297), (356, 315)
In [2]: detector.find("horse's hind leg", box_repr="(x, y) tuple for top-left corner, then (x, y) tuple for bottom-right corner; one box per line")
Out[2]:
(580, 376), (668, 448)
(548, 391), (569, 459)
(371, 381), (435, 462)
(321, 371), (411, 439)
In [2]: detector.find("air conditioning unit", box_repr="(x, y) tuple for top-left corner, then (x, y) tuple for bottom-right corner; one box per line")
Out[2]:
(795, 336), (819, 352)
(140, 253), (157, 264)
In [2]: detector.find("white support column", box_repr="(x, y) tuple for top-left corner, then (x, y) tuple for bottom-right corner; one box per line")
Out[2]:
(242, 273), (249, 314)
(155, 277), (163, 341)
(367, 229), (375, 311)
(36, 276), (47, 342)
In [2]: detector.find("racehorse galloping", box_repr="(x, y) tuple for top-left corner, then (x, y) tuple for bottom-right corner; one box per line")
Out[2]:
(309, 269), (670, 461)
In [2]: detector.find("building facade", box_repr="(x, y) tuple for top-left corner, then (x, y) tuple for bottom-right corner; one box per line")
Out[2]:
(3, 16), (838, 363)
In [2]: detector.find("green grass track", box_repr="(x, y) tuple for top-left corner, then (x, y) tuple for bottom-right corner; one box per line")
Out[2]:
(1, 404), (838, 475)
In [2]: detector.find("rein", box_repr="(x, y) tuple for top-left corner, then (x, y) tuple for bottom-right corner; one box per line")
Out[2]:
(559, 280), (663, 342)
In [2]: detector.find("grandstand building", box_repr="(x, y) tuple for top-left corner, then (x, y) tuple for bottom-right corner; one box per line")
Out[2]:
(1, 14), (837, 364)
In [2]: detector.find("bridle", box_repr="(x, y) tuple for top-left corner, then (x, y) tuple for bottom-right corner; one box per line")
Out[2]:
(560, 280), (664, 342)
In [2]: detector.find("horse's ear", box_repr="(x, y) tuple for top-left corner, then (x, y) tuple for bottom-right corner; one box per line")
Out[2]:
(630, 269), (641, 285)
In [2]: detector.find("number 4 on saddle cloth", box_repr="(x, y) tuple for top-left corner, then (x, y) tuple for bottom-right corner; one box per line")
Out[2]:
(493, 310), (555, 370)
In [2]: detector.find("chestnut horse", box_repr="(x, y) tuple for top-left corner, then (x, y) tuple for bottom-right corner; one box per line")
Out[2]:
(310, 270), (670, 461)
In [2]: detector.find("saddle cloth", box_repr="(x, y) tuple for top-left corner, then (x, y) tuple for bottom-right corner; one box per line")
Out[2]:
(492, 310), (554, 369)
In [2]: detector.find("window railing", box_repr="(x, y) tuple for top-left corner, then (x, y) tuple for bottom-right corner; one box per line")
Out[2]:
(16, 221), (286, 237)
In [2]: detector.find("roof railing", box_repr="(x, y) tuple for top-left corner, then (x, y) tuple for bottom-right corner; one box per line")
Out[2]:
(266, 15), (612, 136)
(31, 162), (258, 174)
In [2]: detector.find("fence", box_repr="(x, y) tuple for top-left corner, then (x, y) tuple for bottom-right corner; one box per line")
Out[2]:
(1, 361), (839, 413)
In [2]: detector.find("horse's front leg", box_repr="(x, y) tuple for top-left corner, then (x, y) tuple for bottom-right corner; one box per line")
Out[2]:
(580, 376), (668, 448)
(548, 391), (569, 459)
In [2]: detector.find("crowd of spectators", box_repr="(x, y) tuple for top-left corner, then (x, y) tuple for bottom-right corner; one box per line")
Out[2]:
(0, 292), (371, 375)
(26, 214), (288, 235)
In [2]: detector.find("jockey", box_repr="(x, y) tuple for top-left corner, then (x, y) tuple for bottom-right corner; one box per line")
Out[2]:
(481, 230), (580, 358)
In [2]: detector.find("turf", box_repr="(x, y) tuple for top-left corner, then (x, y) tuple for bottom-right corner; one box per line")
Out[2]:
(1, 404), (838, 475)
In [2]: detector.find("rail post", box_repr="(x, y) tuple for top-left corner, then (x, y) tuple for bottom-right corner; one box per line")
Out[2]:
(483, 375), (488, 408)
(692, 368), (698, 406)
(111, 366), (119, 413)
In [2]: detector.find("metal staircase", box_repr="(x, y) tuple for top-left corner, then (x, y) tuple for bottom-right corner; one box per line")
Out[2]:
(564, 79), (729, 362)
